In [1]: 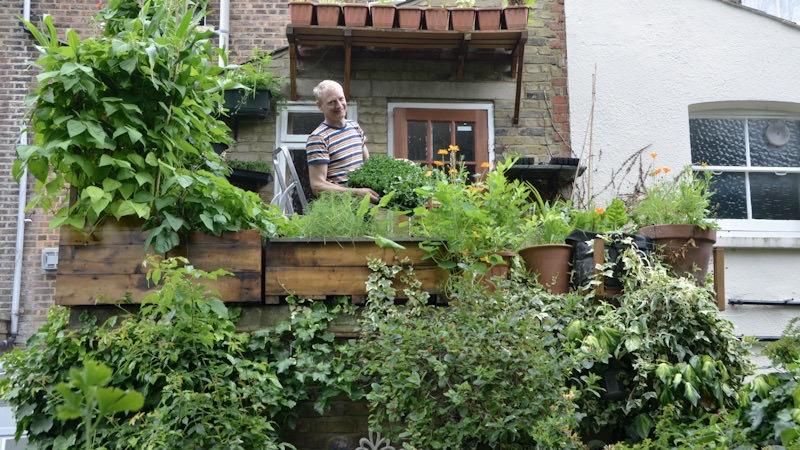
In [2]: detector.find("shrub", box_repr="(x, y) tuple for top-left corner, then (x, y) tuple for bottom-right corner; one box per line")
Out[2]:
(632, 168), (718, 229)
(347, 155), (429, 210)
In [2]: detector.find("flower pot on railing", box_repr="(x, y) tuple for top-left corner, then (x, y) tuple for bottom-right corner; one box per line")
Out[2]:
(343, 3), (369, 27)
(289, 2), (313, 26)
(476, 7), (501, 30)
(638, 224), (716, 285)
(450, 7), (476, 31)
(503, 6), (529, 30)
(397, 6), (423, 30)
(316, 4), (341, 26)
(423, 7), (449, 30)
(371, 4), (396, 28)
(519, 244), (572, 294)
(223, 89), (271, 119)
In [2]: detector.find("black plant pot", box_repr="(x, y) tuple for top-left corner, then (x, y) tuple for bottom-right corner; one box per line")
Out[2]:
(228, 168), (273, 193)
(223, 88), (271, 119)
(212, 142), (229, 155)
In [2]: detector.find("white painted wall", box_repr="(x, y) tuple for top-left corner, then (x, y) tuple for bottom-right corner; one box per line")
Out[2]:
(565, 0), (800, 335)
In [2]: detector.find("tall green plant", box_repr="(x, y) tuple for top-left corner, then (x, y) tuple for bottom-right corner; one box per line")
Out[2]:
(13, 0), (281, 252)
(632, 168), (718, 229)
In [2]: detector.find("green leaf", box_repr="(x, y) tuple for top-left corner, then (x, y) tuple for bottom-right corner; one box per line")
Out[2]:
(163, 211), (185, 232)
(85, 122), (108, 146)
(119, 56), (138, 74)
(28, 156), (49, 182)
(199, 213), (214, 230)
(81, 186), (105, 202)
(145, 152), (158, 166)
(683, 382), (700, 406)
(368, 235), (405, 251)
(134, 172), (154, 186)
(66, 120), (86, 137)
(103, 178), (122, 192)
(125, 126), (143, 143)
(208, 299), (228, 318)
(96, 388), (144, 416)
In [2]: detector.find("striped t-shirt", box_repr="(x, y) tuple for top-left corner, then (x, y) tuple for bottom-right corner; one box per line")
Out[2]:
(306, 120), (366, 184)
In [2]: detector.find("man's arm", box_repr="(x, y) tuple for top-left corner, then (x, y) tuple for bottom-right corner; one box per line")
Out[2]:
(308, 164), (379, 202)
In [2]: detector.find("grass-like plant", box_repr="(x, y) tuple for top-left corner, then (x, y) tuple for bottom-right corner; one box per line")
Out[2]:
(227, 159), (271, 173)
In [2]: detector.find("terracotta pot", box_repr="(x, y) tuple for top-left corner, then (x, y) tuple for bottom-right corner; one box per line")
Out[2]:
(343, 4), (368, 27)
(476, 7), (501, 31)
(316, 4), (341, 27)
(397, 7), (423, 30)
(289, 2), (313, 26)
(424, 7), (449, 30)
(519, 244), (572, 294)
(450, 8), (476, 31)
(503, 6), (529, 30)
(481, 251), (518, 292)
(638, 224), (717, 285)
(371, 4), (396, 28)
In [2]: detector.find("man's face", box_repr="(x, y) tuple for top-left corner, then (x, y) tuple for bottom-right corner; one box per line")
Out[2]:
(318, 85), (347, 124)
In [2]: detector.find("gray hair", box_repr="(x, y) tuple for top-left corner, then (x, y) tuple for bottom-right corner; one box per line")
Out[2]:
(313, 80), (342, 102)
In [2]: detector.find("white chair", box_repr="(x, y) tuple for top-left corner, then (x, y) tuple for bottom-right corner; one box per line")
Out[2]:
(271, 146), (308, 215)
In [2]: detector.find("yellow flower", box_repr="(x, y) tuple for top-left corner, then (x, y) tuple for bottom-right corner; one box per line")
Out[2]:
(448, 168), (458, 175)
(437, 149), (449, 155)
(662, 166), (671, 174)
(594, 207), (605, 215)
(480, 162), (490, 169)
(649, 151), (658, 159)
(433, 160), (444, 167)
(448, 144), (460, 153)
(424, 170), (433, 177)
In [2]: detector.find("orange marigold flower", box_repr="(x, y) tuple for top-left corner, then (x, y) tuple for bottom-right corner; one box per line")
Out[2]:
(649, 151), (658, 159)
(448, 144), (460, 152)
(480, 162), (491, 169)
(433, 160), (444, 167)
(595, 207), (605, 215)
(662, 166), (671, 174)
(436, 149), (449, 155)
(651, 168), (662, 176)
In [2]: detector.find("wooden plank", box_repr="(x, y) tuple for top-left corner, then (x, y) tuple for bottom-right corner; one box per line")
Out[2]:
(55, 274), (153, 305)
(169, 242), (261, 273)
(264, 240), (434, 267)
(265, 266), (446, 296)
(59, 217), (149, 245)
(198, 272), (261, 303)
(713, 247), (726, 311)
(592, 238), (606, 298)
(58, 244), (153, 275)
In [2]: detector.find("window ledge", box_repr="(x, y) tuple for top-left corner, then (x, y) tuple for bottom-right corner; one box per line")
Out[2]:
(716, 231), (800, 249)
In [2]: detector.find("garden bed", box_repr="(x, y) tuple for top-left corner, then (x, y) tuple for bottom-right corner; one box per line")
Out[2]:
(263, 237), (446, 303)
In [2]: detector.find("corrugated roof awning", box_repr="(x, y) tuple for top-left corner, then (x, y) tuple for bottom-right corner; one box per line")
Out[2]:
(286, 26), (528, 124)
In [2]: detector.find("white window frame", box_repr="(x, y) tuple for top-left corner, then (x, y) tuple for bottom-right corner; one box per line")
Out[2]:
(275, 101), (359, 150)
(387, 102), (495, 164)
(690, 110), (800, 239)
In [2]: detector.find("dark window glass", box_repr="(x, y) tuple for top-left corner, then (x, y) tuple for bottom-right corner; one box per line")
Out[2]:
(748, 119), (800, 168)
(707, 172), (747, 219)
(750, 172), (800, 220)
(431, 122), (451, 157)
(455, 122), (476, 162)
(407, 121), (428, 161)
(689, 118), (746, 166)
(287, 112), (324, 135)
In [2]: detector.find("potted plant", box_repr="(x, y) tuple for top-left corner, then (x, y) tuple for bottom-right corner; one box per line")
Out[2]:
(224, 49), (284, 119)
(397, 5), (423, 30)
(343, 2), (369, 27)
(346, 155), (429, 211)
(289, 0), (314, 26)
(450, 0), (476, 31)
(502, 0), (532, 30)
(371, 0), (397, 28)
(423, 5), (449, 30)
(315, 0), (342, 26)
(632, 167), (719, 285)
(518, 193), (573, 294)
(225, 159), (273, 192)
(476, 6), (501, 31)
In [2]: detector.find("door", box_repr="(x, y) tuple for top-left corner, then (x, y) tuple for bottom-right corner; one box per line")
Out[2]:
(393, 108), (489, 175)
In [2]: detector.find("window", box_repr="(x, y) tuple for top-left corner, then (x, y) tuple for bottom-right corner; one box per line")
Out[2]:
(276, 102), (358, 149)
(690, 113), (800, 232)
(389, 103), (493, 175)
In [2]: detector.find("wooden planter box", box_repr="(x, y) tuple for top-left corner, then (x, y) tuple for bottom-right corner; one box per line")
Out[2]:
(56, 219), (262, 305)
(263, 238), (446, 303)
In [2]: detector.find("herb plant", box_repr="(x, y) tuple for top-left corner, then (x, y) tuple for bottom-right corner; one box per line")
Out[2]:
(226, 48), (285, 102)
(347, 155), (429, 210)
(632, 168), (718, 229)
(570, 198), (631, 233)
(227, 158), (272, 173)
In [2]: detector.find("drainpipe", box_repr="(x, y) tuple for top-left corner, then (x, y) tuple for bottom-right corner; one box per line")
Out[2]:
(218, 0), (229, 66)
(23, 0), (30, 22)
(5, 132), (28, 348)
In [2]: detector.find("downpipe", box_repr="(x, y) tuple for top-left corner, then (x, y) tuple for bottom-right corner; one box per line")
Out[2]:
(3, 131), (28, 349)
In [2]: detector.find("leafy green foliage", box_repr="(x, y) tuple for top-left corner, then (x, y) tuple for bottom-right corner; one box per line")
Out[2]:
(227, 48), (284, 99)
(14, 0), (281, 252)
(284, 191), (408, 238)
(347, 155), (429, 210)
(226, 158), (272, 173)
(54, 360), (144, 450)
(520, 190), (572, 246)
(354, 263), (586, 449)
(632, 168), (718, 229)
(570, 198), (631, 233)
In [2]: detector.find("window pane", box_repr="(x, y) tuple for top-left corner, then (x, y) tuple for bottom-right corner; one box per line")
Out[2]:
(748, 119), (800, 168)
(407, 121), (428, 161)
(707, 172), (747, 219)
(431, 122), (451, 157)
(287, 112), (324, 135)
(750, 172), (800, 220)
(689, 119), (746, 166)
(455, 122), (476, 162)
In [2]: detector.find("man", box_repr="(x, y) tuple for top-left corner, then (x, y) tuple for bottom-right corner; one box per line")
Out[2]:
(306, 80), (379, 201)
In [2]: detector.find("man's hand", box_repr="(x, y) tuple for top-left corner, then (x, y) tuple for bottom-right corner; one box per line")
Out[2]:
(353, 187), (380, 203)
